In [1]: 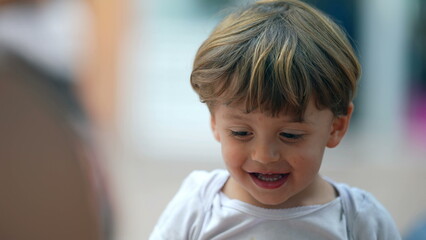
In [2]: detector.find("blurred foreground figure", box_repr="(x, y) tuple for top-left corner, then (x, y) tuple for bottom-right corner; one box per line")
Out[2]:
(0, 50), (112, 240)
(0, 0), (114, 239)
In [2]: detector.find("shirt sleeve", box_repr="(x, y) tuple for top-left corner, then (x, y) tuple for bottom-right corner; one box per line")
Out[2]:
(350, 189), (401, 240)
(149, 171), (210, 240)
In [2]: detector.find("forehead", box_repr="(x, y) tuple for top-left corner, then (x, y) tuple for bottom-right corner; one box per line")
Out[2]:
(221, 107), (303, 123)
(214, 98), (333, 124)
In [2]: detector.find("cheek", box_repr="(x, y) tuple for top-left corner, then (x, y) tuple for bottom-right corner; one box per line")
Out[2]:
(287, 144), (325, 169)
(304, 134), (329, 155)
(221, 140), (247, 167)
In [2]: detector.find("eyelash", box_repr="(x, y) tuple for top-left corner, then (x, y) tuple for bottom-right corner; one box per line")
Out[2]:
(280, 132), (303, 140)
(229, 130), (303, 142)
(229, 131), (252, 137)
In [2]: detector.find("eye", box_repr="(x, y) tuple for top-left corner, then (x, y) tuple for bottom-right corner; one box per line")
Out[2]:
(229, 130), (253, 140)
(280, 132), (303, 142)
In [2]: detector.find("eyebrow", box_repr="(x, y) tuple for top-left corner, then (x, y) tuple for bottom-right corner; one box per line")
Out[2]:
(223, 112), (247, 120)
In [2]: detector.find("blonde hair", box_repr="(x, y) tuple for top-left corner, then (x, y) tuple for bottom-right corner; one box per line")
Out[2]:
(190, 0), (361, 118)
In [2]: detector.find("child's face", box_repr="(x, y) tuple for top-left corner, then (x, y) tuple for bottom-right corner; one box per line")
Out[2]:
(211, 99), (351, 208)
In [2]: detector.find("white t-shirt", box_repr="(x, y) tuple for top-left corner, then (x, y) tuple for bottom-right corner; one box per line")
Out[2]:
(150, 169), (400, 240)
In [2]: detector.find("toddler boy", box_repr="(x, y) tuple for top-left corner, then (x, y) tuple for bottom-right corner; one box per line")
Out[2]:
(150, 0), (400, 239)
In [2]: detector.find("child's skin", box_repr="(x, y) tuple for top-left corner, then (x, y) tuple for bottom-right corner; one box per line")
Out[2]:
(211, 99), (353, 209)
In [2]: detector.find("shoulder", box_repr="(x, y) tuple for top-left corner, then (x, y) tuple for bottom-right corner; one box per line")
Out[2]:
(179, 169), (228, 204)
(149, 169), (228, 240)
(333, 181), (401, 240)
(164, 169), (228, 203)
(183, 169), (227, 190)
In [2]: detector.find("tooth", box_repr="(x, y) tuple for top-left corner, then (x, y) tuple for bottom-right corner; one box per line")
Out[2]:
(256, 174), (283, 182)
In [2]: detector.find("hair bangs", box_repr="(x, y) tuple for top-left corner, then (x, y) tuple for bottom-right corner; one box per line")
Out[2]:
(215, 23), (312, 120)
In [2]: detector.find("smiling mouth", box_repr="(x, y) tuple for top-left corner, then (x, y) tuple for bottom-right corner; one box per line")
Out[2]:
(249, 172), (290, 189)
(252, 173), (285, 181)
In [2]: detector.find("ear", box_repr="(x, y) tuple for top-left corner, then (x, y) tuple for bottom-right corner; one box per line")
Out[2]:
(326, 103), (354, 148)
(211, 115), (221, 142)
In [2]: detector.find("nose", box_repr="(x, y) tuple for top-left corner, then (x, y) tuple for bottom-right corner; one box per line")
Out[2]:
(251, 140), (280, 164)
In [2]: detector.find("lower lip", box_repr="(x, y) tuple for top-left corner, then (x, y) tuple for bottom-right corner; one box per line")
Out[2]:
(249, 173), (289, 189)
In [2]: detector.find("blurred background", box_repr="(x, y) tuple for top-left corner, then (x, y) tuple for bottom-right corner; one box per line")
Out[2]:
(0, 0), (425, 239)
